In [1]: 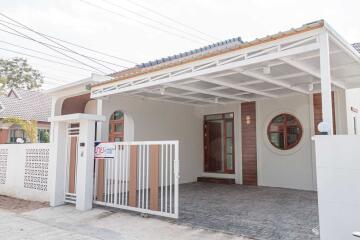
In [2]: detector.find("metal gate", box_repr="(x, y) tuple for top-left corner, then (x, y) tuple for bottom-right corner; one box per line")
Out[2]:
(93, 141), (179, 218)
(64, 123), (80, 204)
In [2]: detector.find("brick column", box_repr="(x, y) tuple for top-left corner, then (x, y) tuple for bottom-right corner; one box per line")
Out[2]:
(0, 129), (9, 144)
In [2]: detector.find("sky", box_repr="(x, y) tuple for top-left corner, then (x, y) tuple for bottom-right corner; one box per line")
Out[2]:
(1, 0), (360, 89)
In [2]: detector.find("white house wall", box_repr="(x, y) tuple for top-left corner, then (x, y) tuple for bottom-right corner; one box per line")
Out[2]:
(96, 88), (349, 190)
(100, 95), (203, 184)
(256, 95), (315, 190)
(345, 88), (360, 135)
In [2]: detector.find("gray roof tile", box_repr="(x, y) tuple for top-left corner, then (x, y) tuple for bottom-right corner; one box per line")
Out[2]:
(353, 42), (360, 53)
(0, 89), (51, 122)
(137, 37), (243, 68)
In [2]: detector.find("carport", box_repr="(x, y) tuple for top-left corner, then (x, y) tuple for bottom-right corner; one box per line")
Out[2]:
(177, 183), (318, 240)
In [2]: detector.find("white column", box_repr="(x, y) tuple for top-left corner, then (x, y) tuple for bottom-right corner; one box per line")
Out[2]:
(49, 121), (67, 207)
(75, 119), (96, 211)
(319, 31), (333, 135)
(96, 99), (103, 141)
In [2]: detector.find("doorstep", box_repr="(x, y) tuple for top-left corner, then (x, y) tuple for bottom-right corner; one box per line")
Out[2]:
(197, 177), (235, 184)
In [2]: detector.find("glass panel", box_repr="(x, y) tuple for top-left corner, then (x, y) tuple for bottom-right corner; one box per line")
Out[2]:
(269, 132), (284, 149)
(226, 154), (233, 170)
(114, 137), (122, 142)
(205, 114), (222, 121)
(38, 129), (49, 143)
(112, 111), (124, 120)
(268, 124), (284, 132)
(226, 121), (233, 137)
(287, 126), (301, 146)
(287, 133), (298, 146)
(287, 115), (296, 125)
(272, 114), (285, 123)
(226, 138), (233, 154)
(224, 113), (234, 119)
(114, 123), (123, 132)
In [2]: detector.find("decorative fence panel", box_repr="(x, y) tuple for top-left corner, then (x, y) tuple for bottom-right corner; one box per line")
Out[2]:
(0, 143), (51, 202)
(93, 141), (179, 219)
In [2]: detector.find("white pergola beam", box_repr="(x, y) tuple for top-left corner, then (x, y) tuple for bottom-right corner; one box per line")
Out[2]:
(195, 76), (278, 98)
(165, 83), (248, 101)
(91, 42), (320, 98)
(319, 31), (334, 135)
(236, 69), (309, 94)
(281, 57), (346, 89)
(140, 88), (223, 105)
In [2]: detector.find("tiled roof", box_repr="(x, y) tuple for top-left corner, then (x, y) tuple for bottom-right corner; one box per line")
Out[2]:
(137, 37), (244, 68)
(0, 89), (51, 122)
(353, 42), (360, 53)
(110, 37), (244, 78)
(100, 20), (325, 87)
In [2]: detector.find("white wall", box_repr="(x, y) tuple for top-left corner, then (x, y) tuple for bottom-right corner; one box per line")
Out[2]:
(314, 135), (360, 240)
(100, 95), (203, 184)
(0, 143), (51, 202)
(256, 94), (315, 190)
(97, 89), (349, 190)
(345, 88), (360, 135)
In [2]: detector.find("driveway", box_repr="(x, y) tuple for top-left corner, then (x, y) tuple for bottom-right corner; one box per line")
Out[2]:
(0, 196), (249, 240)
(176, 183), (319, 240)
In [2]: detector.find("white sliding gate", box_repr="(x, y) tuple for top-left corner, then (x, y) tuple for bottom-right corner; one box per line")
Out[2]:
(93, 141), (179, 219)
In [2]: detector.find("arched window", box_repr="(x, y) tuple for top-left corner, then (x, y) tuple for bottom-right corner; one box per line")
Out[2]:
(109, 111), (124, 142)
(267, 113), (302, 150)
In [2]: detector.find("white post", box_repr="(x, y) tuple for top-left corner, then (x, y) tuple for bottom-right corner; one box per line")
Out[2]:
(75, 119), (96, 211)
(319, 31), (333, 135)
(96, 99), (103, 141)
(49, 121), (67, 207)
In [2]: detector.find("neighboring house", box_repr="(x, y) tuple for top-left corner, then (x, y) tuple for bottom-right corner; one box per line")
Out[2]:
(0, 88), (51, 144)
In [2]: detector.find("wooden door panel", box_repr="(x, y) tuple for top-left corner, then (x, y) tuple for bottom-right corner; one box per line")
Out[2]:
(208, 122), (222, 172)
(69, 136), (77, 193)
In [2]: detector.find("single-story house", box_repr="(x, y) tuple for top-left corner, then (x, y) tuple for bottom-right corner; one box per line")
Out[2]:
(46, 19), (360, 227)
(0, 88), (51, 143)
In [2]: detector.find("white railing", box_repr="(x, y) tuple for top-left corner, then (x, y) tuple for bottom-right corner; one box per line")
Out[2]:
(93, 141), (179, 219)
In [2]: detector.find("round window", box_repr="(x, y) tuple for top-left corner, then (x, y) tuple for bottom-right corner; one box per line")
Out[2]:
(267, 113), (302, 150)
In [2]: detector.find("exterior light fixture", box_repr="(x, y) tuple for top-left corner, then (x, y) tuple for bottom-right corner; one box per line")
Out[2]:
(246, 115), (251, 125)
(160, 87), (166, 95)
(308, 83), (314, 92)
(263, 66), (271, 75)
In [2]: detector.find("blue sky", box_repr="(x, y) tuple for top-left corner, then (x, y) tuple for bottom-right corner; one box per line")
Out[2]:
(1, 0), (359, 88)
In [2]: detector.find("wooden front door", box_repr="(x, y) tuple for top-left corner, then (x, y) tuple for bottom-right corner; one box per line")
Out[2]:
(205, 121), (222, 172)
(204, 113), (235, 173)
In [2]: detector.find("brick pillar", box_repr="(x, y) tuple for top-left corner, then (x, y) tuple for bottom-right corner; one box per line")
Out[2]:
(0, 129), (9, 144)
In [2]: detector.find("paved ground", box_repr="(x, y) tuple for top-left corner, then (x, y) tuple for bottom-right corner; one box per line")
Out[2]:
(0, 195), (248, 240)
(176, 183), (320, 240)
(0, 183), (319, 240)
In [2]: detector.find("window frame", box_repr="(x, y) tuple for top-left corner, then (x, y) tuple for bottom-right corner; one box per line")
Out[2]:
(267, 113), (303, 150)
(9, 128), (26, 144)
(203, 112), (235, 174)
(109, 111), (125, 142)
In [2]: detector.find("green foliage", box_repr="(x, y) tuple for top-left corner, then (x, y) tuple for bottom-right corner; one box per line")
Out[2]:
(38, 129), (49, 143)
(3, 117), (38, 143)
(0, 58), (43, 92)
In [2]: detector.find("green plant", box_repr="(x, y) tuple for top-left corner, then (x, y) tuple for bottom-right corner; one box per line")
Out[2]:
(3, 117), (38, 143)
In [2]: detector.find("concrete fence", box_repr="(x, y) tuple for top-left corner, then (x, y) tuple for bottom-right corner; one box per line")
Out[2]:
(0, 143), (51, 202)
(314, 135), (360, 240)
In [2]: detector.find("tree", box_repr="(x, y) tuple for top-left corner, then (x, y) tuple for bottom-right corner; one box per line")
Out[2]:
(0, 58), (43, 92)
(3, 117), (38, 143)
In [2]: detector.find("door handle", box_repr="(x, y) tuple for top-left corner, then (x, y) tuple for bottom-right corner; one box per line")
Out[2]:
(353, 232), (360, 238)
